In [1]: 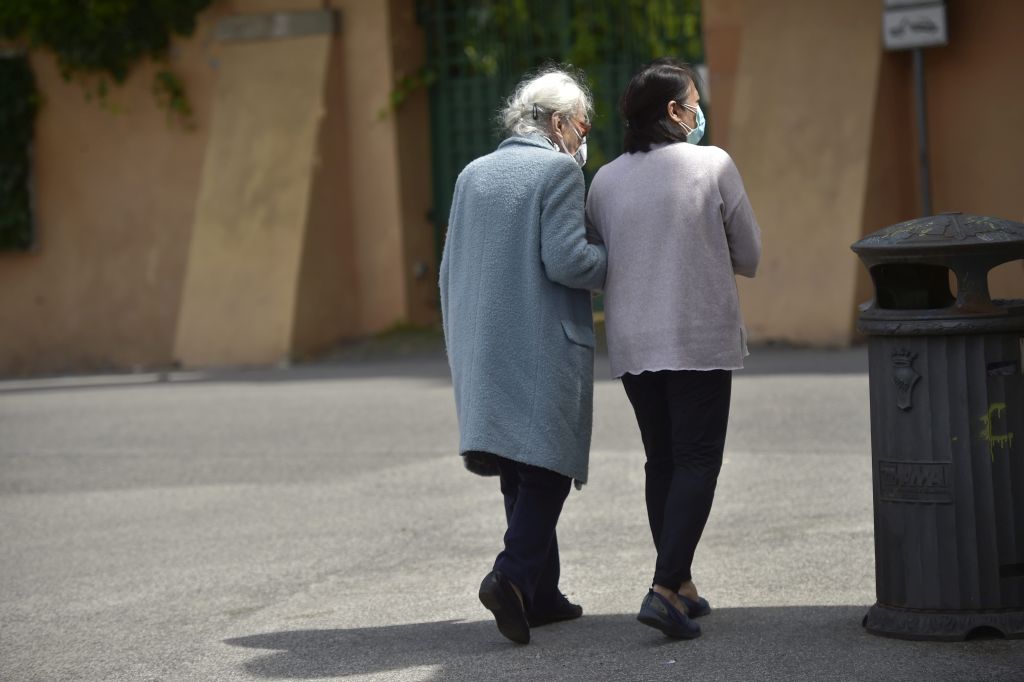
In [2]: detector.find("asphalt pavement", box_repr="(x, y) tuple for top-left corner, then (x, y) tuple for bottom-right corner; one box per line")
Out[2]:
(1, 345), (1022, 681)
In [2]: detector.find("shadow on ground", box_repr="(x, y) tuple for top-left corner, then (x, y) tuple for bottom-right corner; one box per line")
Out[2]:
(225, 606), (1022, 681)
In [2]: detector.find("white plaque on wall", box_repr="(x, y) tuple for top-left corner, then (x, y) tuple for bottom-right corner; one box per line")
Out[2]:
(883, 1), (948, 50)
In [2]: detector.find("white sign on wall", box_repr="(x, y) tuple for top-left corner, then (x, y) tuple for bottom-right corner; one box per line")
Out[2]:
(883, 0), (948, 51)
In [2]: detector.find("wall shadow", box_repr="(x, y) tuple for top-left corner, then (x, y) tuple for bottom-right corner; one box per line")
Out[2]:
(0, 345), (868, 394)
(0, 356), (455, 394)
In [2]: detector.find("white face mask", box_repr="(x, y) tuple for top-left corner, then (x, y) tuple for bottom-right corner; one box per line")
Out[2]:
(554, 119), (588, 168)
(572, 132), (588, 168)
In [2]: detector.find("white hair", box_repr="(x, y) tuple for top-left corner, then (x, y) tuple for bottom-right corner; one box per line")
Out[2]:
(500, 68), (593, 137)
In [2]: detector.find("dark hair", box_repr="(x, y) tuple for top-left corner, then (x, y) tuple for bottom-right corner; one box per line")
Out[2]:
(621, 58), (700, 153)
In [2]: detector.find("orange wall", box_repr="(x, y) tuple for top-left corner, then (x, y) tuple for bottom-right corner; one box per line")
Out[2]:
(293, 0), (436, 357)
(0, 8), (226, 375)
(726, 0), (883, 346)
(291, 34), (361, 359)
(331, 0), (412, 335)
(860, 0), (1024, 305)
(0, 0), (438, 375)
(4, 2), (1016, 375)
(924, 0), (1024, 298)
(705, 0), (1024, 346)
(702, 0), (743, 151)
(390, 0), (438, 328)
(857, 48), (917, 330)
(172, 14), (335, 368)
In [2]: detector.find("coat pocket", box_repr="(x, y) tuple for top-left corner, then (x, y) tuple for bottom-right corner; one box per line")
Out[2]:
(561, 319), (596, 348)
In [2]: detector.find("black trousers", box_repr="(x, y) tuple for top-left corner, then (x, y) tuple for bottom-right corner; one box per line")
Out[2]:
(492, 456), (571, 612)
(621, 369), (732, 590)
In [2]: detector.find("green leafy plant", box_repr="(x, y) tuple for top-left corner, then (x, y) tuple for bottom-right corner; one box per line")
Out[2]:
(378, 67), (437, 120)
(153, 68), (194, 128)
(0, 0), (213, 126)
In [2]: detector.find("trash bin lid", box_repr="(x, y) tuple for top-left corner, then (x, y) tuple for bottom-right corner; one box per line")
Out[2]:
(852, 212), (1024, 257)
(852, 213), (1024, 336)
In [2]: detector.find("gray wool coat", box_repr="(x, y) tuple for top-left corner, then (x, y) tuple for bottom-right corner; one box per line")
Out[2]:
(439, 134), (607, 485)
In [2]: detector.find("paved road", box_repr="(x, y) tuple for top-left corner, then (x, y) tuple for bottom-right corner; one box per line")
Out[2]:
(1, 348), (1021, 680)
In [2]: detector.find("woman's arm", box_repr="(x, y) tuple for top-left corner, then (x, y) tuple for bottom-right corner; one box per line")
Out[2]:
(717, 151), (761, 278)
(540, 158), (608, 290)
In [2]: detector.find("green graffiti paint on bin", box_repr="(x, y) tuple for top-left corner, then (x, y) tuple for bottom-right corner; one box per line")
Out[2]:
(980, 403), (1015, 462)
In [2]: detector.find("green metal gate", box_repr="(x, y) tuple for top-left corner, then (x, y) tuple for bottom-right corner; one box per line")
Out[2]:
(417, 0), (704, 258)
(0, 54), (37, 251)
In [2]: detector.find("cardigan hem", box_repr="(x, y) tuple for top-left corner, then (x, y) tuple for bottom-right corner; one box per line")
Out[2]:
(613, 362), (745, 379)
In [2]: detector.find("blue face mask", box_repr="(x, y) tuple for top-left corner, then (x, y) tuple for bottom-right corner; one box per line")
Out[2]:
(679, 102), (705, 144)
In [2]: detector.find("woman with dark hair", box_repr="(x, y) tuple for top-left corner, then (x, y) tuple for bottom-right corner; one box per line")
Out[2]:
(585, 58), (761, 639)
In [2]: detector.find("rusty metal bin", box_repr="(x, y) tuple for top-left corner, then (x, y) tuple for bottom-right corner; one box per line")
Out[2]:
(851, 213), (1024, 640)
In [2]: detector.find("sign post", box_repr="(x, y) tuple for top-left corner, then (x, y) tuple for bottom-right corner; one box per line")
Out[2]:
(883, 0), (948, 216)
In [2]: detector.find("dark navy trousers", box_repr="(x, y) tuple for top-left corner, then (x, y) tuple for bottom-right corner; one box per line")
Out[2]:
(621, 369), (732, 591)
(492, 456), (571, 612)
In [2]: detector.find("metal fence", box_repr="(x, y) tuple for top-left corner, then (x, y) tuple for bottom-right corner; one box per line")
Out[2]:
(417, 0), (704, 258)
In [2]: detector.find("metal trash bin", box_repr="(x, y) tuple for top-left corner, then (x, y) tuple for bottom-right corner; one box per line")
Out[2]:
(851, 212), (1024, 640)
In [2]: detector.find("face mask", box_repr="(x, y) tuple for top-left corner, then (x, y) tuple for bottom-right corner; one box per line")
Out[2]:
(554, 121), (588, 168)
(679, 102), (705, 144)
(572, 128), (588, 168)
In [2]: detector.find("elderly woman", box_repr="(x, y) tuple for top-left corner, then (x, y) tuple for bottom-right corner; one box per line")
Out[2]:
(438, 68), (606, 645)
(585, 58), (761, 639)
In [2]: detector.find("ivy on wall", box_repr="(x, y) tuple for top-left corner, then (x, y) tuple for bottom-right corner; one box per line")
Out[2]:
(0, 0), (214, 125)
(0, 1), (213, 250)
(0, 56), (38, 251)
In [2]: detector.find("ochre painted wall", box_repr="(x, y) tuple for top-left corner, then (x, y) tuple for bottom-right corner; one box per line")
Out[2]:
(330, 0), (411, 335)
(291, 0), (436, 358)
(704, 0), (1023, 345)
(5, 1), (1017, 374)
(726, 0), (883, 346)
(1, 0), (438, 375)
(175, 0), (434, 367)
(0, 7), (225, 375)
(923, 0), (1024, 299)
(290, 34), (360, 360)
(172, 23), (333, 367)
(174, 0), (439, 367)
(390, 0), (438, 328)
(702, 0), (743, 151)
(856, 48), (917, 333)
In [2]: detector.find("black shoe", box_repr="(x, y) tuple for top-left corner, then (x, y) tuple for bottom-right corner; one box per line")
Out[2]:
(680, 594), (711, 618)
(479, 570), (530, 644)
(637, 590), (701, 639)
(527, 592), (583, 628)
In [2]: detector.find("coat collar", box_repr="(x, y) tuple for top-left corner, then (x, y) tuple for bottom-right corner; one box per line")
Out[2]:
(499, 134), (557, 152)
